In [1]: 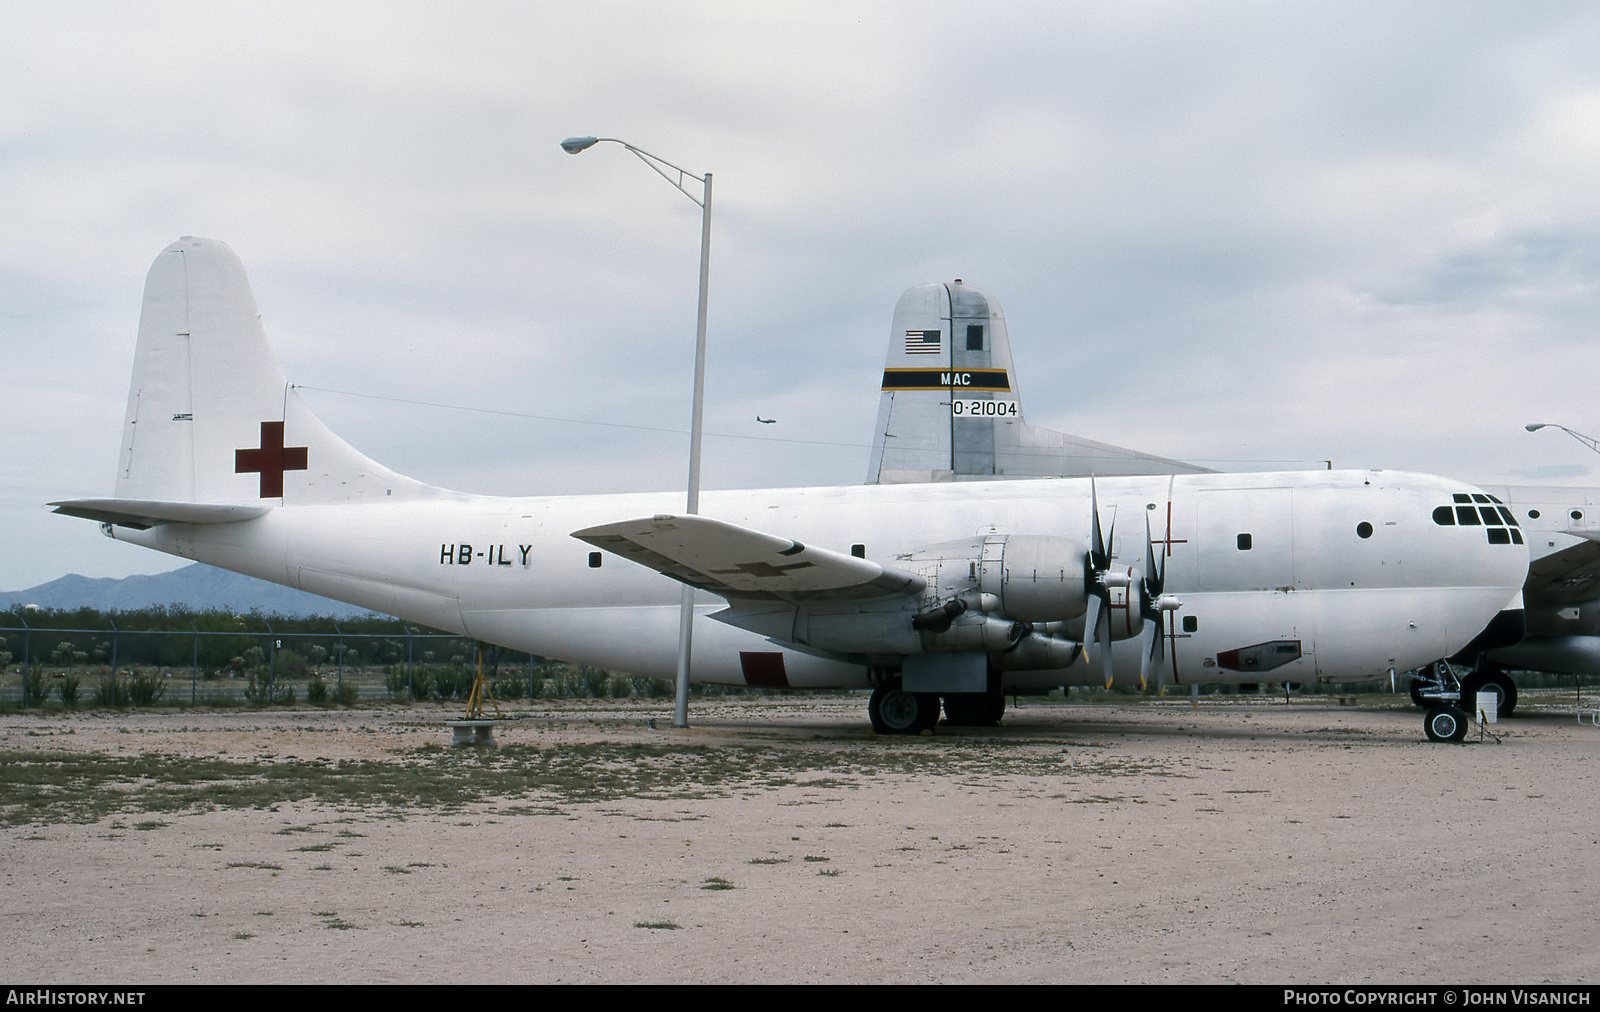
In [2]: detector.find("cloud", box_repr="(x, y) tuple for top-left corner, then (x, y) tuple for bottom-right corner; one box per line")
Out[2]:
(6, 2), (1600, 588)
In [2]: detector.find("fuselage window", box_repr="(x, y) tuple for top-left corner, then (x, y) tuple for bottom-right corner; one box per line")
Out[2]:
(1433, 506), (1456, 525)
(588, 552), (602, 568)
(851, 543), (866, 558)
(966, 324), (984, 351)
(1487, 528), (1511, 545)
(1471, 493), (1491, 503)
(1356, 522), (1373, 538)
(1455, 506), (1482, 525)
(1478, 507), (1502, 525)
(1183, 615), (1198, 632)
(1528, 509), (1541, 520)
(1237, 533), (1252, 550)
(1453, 493), (1472, 503)
(1572, 510), (1585, 522)
(1495, 507), (1519, 526)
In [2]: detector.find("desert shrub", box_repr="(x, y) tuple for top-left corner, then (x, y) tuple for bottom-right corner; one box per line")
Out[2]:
(243, 667), (294, 705)
(306, 673), (329, 704)
(492, 676), (525, 700)
(22, 672), (49, 707)
(273, 649), (308, 681)
(432, 666), (473, 701)
(58, 673), (80, 706)
(127, 671), (166, 706)
(93, 676), (128, 706)
(336, 680), (360, 706)
(385, 667), (408, 700)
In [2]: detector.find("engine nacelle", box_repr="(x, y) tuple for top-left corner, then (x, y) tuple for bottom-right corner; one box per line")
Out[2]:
(976, 534), (1091, 622)
(712, 532), (1093, 660)
(993, 631), (1083, 670)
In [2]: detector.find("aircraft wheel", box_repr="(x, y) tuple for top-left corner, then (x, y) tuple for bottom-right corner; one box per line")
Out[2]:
(870, 680), (939, 734)
(983, 689), (1007, 724)
(941, 692), (993, 726)
(1423, 705), (1469, 743)
(1459, 668), (1518, 718)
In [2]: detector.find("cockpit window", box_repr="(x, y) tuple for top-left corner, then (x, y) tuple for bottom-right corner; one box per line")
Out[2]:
(1435, 496), (1520, 544)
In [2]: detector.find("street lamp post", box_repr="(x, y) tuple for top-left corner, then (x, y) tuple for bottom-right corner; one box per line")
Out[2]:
(562, 136), (711, 729)
(1526, 422), (1600, 457)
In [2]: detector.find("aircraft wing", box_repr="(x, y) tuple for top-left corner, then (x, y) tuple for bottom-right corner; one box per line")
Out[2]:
(1522, 532), (1600, 608)
(573, 514), (926, 603)
(49, 498), (271, 530)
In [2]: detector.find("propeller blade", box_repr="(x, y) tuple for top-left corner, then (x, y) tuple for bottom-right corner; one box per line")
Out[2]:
(1097, 603), (1113, 688)
(1152, 611), (1164, 691)
(1137, 618), (1154, 690)
(1083, 594), (1102, 657)
(1144, 514), (1159, 597)
(1090, 479), (1107, 569)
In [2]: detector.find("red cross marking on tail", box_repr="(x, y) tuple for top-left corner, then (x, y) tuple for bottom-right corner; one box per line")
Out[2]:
(235, 421), (308, 498)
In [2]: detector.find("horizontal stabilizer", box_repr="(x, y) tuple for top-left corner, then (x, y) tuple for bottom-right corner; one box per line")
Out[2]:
(574, 515), (926, 602)
(49, 498), (270, 530)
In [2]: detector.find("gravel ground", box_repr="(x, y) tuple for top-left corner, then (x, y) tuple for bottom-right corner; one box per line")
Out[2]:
(1, 693), (1595, 984)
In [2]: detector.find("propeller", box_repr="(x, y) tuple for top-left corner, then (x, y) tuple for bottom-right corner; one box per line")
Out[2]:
(1138, 488), (1184, 691)
(1082, 481), (1130, 688)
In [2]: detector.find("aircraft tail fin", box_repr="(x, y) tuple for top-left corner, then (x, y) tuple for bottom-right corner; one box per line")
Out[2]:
(113, 237), (443, 507)
(866, 281), (1210, 482)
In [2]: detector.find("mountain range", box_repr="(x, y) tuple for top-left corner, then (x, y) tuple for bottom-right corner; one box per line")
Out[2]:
(1, 564), (378, 617)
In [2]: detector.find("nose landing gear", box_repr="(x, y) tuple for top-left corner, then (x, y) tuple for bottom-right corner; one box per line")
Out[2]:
(1410, 660), (1471, 743)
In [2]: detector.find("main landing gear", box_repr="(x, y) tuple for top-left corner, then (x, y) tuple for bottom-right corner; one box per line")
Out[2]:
(940, 669), (1007, 727)
(1459, 662), (1518, 718)
(868, 673), (1008, 734)
(868, 678), (941, 734)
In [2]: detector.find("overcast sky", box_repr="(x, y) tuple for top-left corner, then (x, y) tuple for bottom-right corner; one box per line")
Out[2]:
(5, 1), (1600, 591)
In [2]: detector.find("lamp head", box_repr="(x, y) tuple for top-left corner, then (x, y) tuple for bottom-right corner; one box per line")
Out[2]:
(561, 136), (599, 154)
(1526, 423), (1549, 432)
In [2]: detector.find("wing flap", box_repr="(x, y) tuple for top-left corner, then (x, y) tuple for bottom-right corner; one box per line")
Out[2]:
(573, 514), (925, 602)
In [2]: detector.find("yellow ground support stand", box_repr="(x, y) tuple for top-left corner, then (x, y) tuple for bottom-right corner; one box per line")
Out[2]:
(448, 644), (504, 745)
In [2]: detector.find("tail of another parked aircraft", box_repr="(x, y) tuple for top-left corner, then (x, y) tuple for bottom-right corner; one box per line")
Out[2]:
(104, 237), (440, 511)
(866, 281), (1210, 483)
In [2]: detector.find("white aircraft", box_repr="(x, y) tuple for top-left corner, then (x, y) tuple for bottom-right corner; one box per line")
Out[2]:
(53, 239), (1527, 741)
(864, 279), (1599, 720)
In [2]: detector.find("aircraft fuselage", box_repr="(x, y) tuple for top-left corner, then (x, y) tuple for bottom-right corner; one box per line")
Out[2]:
(108, 469), (1527, 691)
